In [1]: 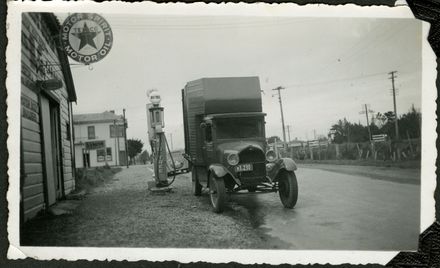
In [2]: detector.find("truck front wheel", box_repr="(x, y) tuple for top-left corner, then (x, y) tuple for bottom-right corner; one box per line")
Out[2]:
(278, 171), (298, 209)
(192, 167), (202, 196)
(209, 174), (226, 213)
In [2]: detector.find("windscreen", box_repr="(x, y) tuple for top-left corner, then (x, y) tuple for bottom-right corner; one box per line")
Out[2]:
(215, 117), (264, 139)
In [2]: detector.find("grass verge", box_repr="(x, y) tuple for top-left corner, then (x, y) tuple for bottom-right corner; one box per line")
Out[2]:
(74, 166), (123, 193)
(296, 159), (420, 169)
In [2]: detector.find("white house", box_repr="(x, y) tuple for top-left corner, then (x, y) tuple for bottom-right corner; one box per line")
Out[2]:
(73, 111), (127, 168)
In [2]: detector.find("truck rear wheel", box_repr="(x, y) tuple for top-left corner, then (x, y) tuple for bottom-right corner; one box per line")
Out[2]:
(192, 167), (202, 196)
(278, 171), (298, 209)
(209, 174), (226, 213)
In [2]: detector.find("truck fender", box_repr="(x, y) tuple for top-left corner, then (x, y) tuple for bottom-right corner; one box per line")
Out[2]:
(272, 158), (297, 181)
(280, 158), (297, 171)
(209, 164), (228, 178)
(208, 164), (241, 186)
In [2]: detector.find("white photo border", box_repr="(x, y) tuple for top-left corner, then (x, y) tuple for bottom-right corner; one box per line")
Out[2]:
(6, 1), (437, 265)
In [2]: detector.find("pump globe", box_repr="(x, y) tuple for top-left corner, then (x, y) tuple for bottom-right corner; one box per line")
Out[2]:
(150, 91), (161, 105)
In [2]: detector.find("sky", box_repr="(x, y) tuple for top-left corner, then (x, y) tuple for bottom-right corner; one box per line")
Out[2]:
(62, 14), (422, 152)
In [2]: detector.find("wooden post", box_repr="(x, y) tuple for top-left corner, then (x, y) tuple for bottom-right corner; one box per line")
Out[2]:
(318, 140), (321, 160)
(325, 142), (329, 160)
(308, 142), (314, 160)
(407, 131), (414, 158)
(335, 144), (340, 159)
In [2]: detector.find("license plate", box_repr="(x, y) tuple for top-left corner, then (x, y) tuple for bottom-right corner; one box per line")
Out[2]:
(235, 163), (253, 172)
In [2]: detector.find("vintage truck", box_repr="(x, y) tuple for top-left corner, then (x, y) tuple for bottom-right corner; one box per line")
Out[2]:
(181, 77), (298, 212)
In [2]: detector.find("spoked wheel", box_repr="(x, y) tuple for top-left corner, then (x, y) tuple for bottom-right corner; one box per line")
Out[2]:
(278, 171), (298, 209)
(192, 166), (202, 196)
(209, 174), (226, 213)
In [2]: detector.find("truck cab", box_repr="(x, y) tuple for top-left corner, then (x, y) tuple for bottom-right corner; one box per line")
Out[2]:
(199, 113), (267, 188)
(182, 77), (298, 212)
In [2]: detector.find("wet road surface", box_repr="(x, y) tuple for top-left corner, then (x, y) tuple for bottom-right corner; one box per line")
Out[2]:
(23, 163), (420, 250)
(228, 165), (420, 250)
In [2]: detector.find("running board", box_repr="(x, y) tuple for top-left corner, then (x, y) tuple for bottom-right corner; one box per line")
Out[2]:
(167, 168), (190, 177)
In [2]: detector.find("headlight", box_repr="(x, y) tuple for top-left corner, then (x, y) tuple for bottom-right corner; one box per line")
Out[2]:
(227, 153), (239, 166)
(266, 150), (277, 162)
(266, 163), (275, 171)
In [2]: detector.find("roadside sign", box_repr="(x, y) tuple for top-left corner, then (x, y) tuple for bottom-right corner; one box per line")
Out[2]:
(85, 140), (106, 150)
(372, 134), (387, 142)
(61, 13), (113, 64)
(308, 140), (328, 148)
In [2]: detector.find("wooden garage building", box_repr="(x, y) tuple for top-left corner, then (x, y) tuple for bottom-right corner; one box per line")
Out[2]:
(21, 13), (77, 221)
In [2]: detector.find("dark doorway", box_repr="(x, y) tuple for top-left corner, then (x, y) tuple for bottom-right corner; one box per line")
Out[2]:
(40, 95), (64, 206)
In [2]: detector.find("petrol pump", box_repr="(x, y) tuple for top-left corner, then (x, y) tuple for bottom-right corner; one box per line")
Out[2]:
(146, 90), (190, 191)
(146, 90), (169, 188)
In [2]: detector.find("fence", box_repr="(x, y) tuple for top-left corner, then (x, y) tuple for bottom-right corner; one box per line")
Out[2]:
(280, 139), (421, 161)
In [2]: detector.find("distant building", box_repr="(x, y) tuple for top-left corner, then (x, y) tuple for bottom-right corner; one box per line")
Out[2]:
(20, 13), (77, 221)
(73, 111), (127, 168)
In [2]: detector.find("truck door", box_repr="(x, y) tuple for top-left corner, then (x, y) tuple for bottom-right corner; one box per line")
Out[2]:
(202, 123), (215, 165)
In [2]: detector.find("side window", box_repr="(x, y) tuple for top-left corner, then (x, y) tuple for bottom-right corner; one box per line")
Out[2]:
(88, 126), (95, 139)
(205, 124), (212, 142)
(109, 125), (115, 138)
(97, 149), (105, 162)
(106, 147), (112, 161)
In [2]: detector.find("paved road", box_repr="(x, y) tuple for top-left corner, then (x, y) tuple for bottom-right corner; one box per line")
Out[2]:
(23, 163), (420, 251)
(228, 165), (420, 250)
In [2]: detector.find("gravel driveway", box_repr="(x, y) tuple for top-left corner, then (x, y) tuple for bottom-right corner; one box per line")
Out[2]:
(22, 165), (269, 248)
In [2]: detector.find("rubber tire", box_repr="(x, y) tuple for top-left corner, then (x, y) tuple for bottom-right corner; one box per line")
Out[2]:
(192, 167), (202, 196)
(209, 174), (226, 213)
(278, 171), (298, 209)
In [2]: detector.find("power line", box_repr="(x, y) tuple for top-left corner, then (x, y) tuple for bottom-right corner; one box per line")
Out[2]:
(283, 71), (387, 89)
(317, 23), (409, 79)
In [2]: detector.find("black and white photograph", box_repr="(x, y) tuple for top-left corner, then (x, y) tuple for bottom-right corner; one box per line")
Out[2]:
(5, 1), (437, 265)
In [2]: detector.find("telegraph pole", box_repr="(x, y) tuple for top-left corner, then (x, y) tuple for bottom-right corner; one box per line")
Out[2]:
(389, 71), (399, 140)
(123, 108), (129, 168)
(272, 86), (287, 144)
(113, 119), (118, 166)
(286, 125), (292, 143)
(359, 104), (374, 143)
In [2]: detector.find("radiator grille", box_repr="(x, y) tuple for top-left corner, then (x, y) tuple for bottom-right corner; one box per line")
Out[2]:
(239, 147), (265, 162)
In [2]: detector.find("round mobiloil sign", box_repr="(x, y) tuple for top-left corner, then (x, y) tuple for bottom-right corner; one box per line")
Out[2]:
(61, 13), (113, 64)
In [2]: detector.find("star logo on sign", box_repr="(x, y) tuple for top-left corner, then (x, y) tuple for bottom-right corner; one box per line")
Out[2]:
(72, 22), (99, 51)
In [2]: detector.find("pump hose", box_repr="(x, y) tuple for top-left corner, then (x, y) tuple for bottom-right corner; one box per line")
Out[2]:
(163, 134), (177, 186)
(155, 134), (162, 185)
(155, 133), (177, 187)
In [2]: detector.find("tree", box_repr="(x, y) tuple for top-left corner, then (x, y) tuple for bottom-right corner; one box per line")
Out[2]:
(328, 107), (421, 143)
(329, 118), (349, 144)
(398, 106), (421, 139)
(127, 138), (144, 164)
(329, 118), (370, 143)
(139, 150), (150, 165)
